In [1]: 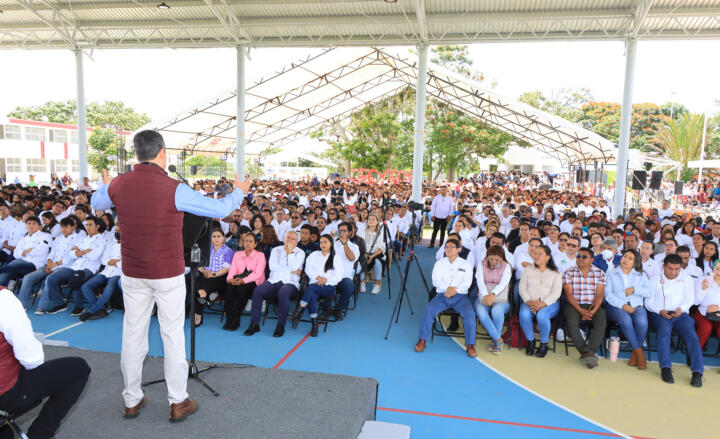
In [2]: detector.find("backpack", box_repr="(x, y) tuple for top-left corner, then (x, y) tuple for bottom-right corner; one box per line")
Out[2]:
(503, 316), (527, 348)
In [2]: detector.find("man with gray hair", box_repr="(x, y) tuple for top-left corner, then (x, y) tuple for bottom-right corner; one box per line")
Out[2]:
(592, 238), (621, 272)
(92, 130), (251, 422)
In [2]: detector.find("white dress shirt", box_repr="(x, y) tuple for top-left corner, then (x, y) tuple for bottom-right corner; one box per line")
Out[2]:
(69, 233), (107, 273)
(333, 239), (360, 279)
(13, 230), (51, 269)
(305, 251), (344, 286)
(267, 245), (306, 288)
(432, 256), (473, 295)
(99, 239), (123, 278)
(695, 277), (720, 316)
(645, 272), (695, 314)
(430, 195), (453, 219)
(0, 289), (44, 369)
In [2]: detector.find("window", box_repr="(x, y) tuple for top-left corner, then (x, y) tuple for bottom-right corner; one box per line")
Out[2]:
(49, 129), (67, 143)
(53, 160), (69, 173)
(7, 158), (23, 172)
(26, 158), (47, 173)
(1, 125), (21, 140)
(72, 160), (79, 172)
(25, 127), (45, 141)
(70, 131), (78, 144)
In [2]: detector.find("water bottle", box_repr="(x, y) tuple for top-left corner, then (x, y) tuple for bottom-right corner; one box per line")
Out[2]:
(190, 243), (201, 264)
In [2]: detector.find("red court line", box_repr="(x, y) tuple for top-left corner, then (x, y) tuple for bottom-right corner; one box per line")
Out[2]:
(376, 407), (653, 439)
(273, 332), (311, 369)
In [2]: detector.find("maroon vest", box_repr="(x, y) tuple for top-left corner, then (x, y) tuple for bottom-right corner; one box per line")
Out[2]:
(0, 332), (21, 396)
(108, 163), (184, 279)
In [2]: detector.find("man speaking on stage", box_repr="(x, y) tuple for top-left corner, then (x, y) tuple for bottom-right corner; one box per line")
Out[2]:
(91, 130), (250, 422)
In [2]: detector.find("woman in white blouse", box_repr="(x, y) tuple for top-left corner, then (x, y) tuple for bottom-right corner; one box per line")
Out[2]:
(695, 261), (720, 348)
(474, 245), (512, 355)
(357, 214), (385, 295)
(289, 234), (344, 337)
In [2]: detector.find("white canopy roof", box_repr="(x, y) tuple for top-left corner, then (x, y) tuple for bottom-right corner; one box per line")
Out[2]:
(151, 47), (616, 166)
(1, 0), (719, 49)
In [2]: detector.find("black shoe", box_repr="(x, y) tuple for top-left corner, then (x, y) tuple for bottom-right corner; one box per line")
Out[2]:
(318, 308), (331, 322)
(333, 308), (344, 322)
(79, 311), (91, 322)
(691, 372), (703, 388)
(310, 318), (319, 337)
(88, 309), (108, 320)
(525, 340), (536, 356)
(289, 306), (304, 324)
(273, 325), (285, 338)
(47, 304), (68, 314)
(661, 367), (674, 384)
(222, 319), (232, 330)
(447, 315), (460, 332)
(535, 342), (548, 358)
(70, 307), (83, 316)
(243, 323), (260, 336)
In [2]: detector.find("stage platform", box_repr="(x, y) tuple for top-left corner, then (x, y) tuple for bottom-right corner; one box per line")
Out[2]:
(18, 346), (378, 439)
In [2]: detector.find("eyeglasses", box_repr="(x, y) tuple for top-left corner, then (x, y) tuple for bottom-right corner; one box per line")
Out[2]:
(566, 243), (578, 248)
(444, 246), (457, 250)
(577, 255), (591, 259)
(292, 216), (300, 219)
(558, 238), (568, 242)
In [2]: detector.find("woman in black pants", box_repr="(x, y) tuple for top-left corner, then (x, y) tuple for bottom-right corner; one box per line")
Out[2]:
(194, 229), (234, 326)
(223, 234), (267, 331)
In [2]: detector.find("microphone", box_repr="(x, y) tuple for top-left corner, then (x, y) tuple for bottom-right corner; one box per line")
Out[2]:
(167, 165), (188, 184)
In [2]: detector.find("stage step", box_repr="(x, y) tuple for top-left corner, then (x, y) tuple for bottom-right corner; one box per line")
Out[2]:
(358, 421), (411, 439)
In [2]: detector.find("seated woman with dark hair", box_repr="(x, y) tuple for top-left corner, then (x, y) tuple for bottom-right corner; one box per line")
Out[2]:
(225, 220), (241, 251)
(193, 229), (234, 326)
(40, 211), (61, 239)
(289, 234), (344, 337)
(223, 233), (266, 331)
(259, 224), (283, 274)
(475, 245), (512, 355)
(244, 230), (306, 337)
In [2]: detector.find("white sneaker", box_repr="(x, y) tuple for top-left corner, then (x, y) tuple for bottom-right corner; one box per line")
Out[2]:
(261, 300), (267, 313)
(208, 292), (219, 302)
(579, 329), (587, 341)
(359, 282), (366, 293)
(245, 301), (252, 312)
(370, 284), (382, 295)
(555, 328), (565, 342)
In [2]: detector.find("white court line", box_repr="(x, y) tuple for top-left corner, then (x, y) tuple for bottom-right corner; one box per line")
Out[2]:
(448, 336), (633, 439)
(44, 321), (85, 338)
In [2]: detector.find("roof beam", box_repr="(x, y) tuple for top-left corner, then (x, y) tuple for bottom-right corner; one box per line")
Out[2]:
(630, 0), (657, 38)
(415, 0), (428, 43)
(0, 0), (376, 12)
(202, 0), (254, 45)
(14, 0), (78, 48)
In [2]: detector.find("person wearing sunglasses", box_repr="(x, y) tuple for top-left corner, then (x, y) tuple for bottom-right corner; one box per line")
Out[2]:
(553, 235), (580, 275)
(416, 238), (477, 357)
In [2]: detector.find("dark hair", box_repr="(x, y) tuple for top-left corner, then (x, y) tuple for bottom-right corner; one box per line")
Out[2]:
(528, 237), (543, 246)
(226, 220), (240, 238)
(338, 221), (351, 233)
(26, 215), (42, 226)
(133, 130), (166, 161)
(250, 214), (265, 230)
(663, 253), (682, 266)
(696, 241), (720, 268)
(74, 204), (90, 215)
(59, 217), (76, 229)
(445, 238), (461, 250)
(485, 245), (507, 267)
(534, 245), (559, 272)
(66, 214), (86, 233)
(40, 211), (58, 233)
(578, 247), (594, 257)
(319, 234), (336, 272)
(211, 227), (225, 237)
(620, 249), (643, 272)
(260, 224), (278, 245)
(101, 213), (115, 230)
(86, 215), (106, 233)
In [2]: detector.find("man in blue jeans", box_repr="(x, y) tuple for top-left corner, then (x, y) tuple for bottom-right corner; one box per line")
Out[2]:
(330, 222), (359, 321)
(645, 254), (703, 387)
(0, 216), (50, 307)
(79, 227), (122, 321)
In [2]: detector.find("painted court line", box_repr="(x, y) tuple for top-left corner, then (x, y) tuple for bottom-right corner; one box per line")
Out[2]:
(377, 407), (653, 439)
(44, 322), (85, 338)
(273, 331), (311, 369)
(447, 336), (636, 439)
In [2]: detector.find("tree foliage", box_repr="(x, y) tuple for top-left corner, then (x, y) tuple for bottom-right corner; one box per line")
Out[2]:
(8, 99), (150, 131)
(518, 87), (593, 122)
(652, 113), (706, 181)
(576, 102), (669, 152)
(87, 128), (134, 173)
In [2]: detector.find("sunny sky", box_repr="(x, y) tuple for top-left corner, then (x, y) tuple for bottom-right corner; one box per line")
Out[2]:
(1, 39), (718, 133)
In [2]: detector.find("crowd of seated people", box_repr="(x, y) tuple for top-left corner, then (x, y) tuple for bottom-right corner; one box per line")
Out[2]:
(4, 171), (720, 388)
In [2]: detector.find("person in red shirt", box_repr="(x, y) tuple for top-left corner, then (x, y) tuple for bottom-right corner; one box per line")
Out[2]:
(0, 288), (90, 439)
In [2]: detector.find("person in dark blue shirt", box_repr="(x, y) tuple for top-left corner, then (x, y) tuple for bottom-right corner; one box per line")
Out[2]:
(592, 238), (621, 272)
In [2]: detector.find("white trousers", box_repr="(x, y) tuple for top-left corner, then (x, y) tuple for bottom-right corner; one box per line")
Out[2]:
(120, 273), (188, 407)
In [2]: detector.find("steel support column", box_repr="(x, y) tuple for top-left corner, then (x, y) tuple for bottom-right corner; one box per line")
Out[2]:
(411, 44), (429, 203)
(235, 46), (246, 180)
(75, 48), (88, 181)
(613, 38), (637, 219)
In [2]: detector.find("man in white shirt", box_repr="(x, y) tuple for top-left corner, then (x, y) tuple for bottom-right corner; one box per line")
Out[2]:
(0, 288), (91, 439)
(79, 228), (123, 321)
(429, 187), (453, 248)
(657, 200), (674, 220)
(645, 254), (703, 387)
(554, 236), (579, 274)
(415, 238), (477, 357)
(331, 222), (360, 320)
(0, 216), (51, 297)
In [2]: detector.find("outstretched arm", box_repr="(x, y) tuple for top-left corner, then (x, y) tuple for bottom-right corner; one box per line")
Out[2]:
(175, 173), (251, 218)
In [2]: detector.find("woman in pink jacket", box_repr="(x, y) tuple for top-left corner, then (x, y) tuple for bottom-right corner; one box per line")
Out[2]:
(223, 233), (266, 331)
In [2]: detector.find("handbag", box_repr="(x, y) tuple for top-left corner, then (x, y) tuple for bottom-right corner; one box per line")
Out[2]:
(705, 311), (720, 322)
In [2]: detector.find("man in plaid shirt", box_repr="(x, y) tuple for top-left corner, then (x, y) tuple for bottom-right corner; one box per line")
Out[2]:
(562, 247), (607, 369)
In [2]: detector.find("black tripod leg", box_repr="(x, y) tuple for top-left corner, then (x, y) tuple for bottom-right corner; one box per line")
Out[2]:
(395, 256), (413, 321)
(190, 364), (220, 396)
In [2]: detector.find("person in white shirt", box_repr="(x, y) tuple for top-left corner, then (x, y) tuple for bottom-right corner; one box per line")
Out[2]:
(695, 261), (720, 349)
(677, 246), (703, 279)
(289, 234), (344, 337)
(657, 200), (674, 220)
(0, 216), (51, 303)
(553, 236), (580, 274)
(330, 222), (360, 320)
(639, 240), (661, 283)
(415, 238), (478, 358)
(246, 230), (306, 338)
(645, 254), (703, 387)
(0, 288), (90, 439)
(0, 209), (26, 265)
(428, 187), (454, 248)
(474, 245), (513, 354)
(78, 226), (123, 321)
(41, 216), (107, 316)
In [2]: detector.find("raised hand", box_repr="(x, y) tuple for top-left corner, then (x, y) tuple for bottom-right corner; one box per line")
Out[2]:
(234, 173), (252, 194)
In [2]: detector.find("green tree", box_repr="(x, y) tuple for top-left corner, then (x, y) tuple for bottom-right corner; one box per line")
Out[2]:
(87, 128), (134, 173)
(576, 102), (669, 152)
(518, 87), (593, 122)
(430, 45), (482, 81)
(652, 113), (706, 181)
(8, 99), (150, 130)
